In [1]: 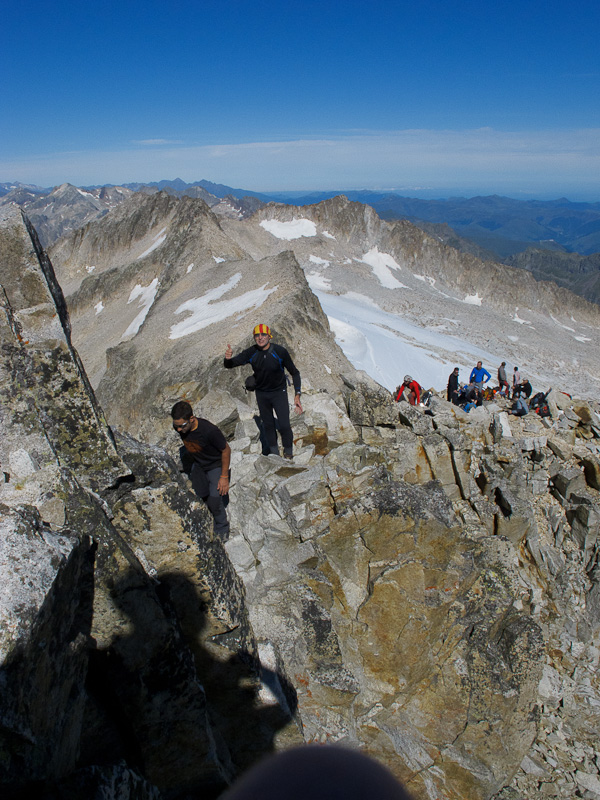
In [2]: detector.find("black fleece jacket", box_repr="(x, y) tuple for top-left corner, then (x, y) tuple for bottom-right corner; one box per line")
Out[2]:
(224, 343), (301, 394)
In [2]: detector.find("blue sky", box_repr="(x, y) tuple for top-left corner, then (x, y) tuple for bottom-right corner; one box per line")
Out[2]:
(1, 0), (599, 198)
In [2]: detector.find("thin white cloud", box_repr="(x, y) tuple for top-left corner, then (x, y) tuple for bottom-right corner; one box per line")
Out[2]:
(2, 128), (599, 197)
(132, 139), (184, 146)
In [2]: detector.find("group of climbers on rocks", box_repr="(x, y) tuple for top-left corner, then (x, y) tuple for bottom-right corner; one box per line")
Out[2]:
(443, 359), (543, 416)
(171, 324), (302, 538)
(396, 359), (545, 418)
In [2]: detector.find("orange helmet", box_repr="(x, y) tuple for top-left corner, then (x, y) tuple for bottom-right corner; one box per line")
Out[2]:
(253, 324), (272, 338)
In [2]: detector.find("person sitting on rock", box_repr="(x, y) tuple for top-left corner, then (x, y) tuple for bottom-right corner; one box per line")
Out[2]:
(514, 377), (532, 399)
(171, 401), (231, 538)
(464, 383), (483, 406)
(510, 396), (529, 417)
(469, 361), (491, 390)
(395, 376), (420, 405)
(447, 367), (460, 405)
(224, 324), (302, 460)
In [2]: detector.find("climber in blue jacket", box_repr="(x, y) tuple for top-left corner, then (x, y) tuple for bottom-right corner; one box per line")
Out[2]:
(469, 361), (491, 390)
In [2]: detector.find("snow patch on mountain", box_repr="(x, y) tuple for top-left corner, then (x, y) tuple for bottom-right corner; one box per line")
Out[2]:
(463, 293), (483, 306)
(513, 309), (532, 325)
(169, 273), (277, 340)
(121, 278), (160, 340)
(359, 247), (409, 290)
(260, 219), (317, 240)
(414, 274), (436, 288)
(137, 228), (167, 259)
(550, 315), (575, 332)
(315, 289), (496, 392)
(342, 291), (382, 309)
(309, 255), (330, 267)
(306, 272), (332, 292)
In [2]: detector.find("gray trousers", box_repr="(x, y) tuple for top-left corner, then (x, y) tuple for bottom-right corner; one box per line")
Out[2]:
(190, 463), (230, 536)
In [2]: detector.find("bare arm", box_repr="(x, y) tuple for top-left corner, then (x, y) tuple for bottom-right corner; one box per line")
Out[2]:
(218, 443), (231, 496)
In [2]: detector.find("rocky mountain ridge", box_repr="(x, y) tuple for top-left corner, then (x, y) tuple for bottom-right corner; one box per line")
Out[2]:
(0, 204), (300, 799)
(228, 197), (600, 391)
(46, 191), (354, 443)
(41, 191), (600, 447)
(5, 178), (599, 308)
(2, 204), (600, 799)
(269, 192), (600, 257)
(506, 248), (600, 307)
(0, 183), (135, 248)
(0, 181), (266, 250)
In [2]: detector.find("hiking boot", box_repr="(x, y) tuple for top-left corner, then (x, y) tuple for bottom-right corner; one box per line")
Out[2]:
(283, 453), (293, 461)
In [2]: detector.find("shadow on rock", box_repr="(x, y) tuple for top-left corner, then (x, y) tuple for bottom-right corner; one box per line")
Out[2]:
(77, 567), (298, 799)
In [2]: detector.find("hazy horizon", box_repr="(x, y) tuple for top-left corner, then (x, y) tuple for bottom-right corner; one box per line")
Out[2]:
(2, 176), (600, 205)
(2, 1), (598, 203)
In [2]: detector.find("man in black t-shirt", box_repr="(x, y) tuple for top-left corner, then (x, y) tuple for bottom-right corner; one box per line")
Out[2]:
(224, 323), (302, 460)
(171, 400), (231, 538)
(447, 367), (460, 405)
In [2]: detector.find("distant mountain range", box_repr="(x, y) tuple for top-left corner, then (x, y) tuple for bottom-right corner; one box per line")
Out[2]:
(2, 179), (600, 304)
(114, 178), (275, 204)
(267, 191), (600, 258)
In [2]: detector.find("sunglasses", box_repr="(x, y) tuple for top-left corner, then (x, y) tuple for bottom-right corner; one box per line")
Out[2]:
(173, 419), (192, 431)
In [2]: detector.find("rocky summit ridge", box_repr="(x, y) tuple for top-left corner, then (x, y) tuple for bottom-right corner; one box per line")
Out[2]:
(43, 191), (600, 448)
(0, 181), (265, 251)
(2, 202), (600, 799)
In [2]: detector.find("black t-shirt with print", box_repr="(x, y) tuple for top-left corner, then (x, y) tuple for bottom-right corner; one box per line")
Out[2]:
(178, 418), (227, 472)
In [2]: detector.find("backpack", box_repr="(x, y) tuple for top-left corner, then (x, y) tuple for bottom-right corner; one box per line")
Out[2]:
(420, 390), (433, 407)
(245, 345), (285, 392)
(530, 392), (546, 410)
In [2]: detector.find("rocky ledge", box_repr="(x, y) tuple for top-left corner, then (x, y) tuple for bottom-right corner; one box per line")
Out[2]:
(197, 377), (600, 800)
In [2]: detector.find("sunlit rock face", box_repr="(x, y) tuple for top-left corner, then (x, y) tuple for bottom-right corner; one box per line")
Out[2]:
(221, 387), (600, 800)
(2, 206), (600, 800)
